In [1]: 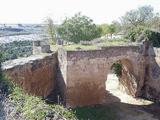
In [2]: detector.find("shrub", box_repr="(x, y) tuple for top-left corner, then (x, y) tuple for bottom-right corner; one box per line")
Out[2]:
(143, 30), (160, 47)
(124, 26), (145, 42)
(111, 63), (122, 77)
(125, 26), (160, 47)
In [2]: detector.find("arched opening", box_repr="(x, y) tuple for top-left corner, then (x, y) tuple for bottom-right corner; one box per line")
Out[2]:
(105, 59), (138, 103)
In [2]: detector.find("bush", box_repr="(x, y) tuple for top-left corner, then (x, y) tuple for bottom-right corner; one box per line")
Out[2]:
(111, 63), (122, 77)
(125, 26), (145, 42)
(125, 26), (160, 47)
(143, 30), (160, 47)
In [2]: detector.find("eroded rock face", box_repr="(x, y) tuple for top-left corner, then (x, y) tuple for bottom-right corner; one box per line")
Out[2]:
(2, 53), (57, 98)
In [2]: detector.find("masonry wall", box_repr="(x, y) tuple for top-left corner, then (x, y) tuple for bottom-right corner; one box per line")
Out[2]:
(65, 46), (143, 107)
(3, 53), (57, 98)
(3, 42), (160, 107)
(144, 47), (160, 101)
(57, 49), (68, 103)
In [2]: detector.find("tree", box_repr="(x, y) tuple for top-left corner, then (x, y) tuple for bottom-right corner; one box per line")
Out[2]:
(121, 5), (154, 29)
(44, 17), (56, 44)
(125, 26), (145, 42)
(98, 24), (109, 37)
(150, 14), (160, 32)
(112, 21), (122, 33)
(144, 29), (160, 47)
(57, 13), (101, 43)
(120, 5), (160, 42)
(108, 24), (116, 38)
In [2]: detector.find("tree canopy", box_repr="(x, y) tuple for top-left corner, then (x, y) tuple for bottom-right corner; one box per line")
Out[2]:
(57, 13), (101, 43)
(120, 5), (160, 46)
(121, 5), (154, 28)
(44, 17), (56, 44)
(98, 24), (109, 36)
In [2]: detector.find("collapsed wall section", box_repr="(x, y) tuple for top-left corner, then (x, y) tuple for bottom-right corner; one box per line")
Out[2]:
(2, 53), (57, 98)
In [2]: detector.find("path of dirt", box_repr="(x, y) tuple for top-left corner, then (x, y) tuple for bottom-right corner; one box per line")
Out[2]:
(106, 74), (160, 120)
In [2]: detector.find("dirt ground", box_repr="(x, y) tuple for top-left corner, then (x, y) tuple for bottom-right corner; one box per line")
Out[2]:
(105, 74), (160, 120)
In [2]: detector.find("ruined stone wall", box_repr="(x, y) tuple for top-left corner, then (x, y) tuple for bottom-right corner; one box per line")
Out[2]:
(3, 42), (160, 107)
(57, 49), (67, 103)
(144, 47), (160, 101)
(2, 53), (57, 98)
(64, 46), (143, 107)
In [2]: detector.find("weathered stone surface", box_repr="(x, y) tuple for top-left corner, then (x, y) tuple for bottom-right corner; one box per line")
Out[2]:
(2, 53), (57, 97)
(33, 40), (51, 54)
(143, 47), (160, 102)
(2, 41), (160, 107)
(62, 46), (144, 107)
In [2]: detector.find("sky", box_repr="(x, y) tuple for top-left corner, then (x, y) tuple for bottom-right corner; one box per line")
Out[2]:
(0, 0), (160, 24)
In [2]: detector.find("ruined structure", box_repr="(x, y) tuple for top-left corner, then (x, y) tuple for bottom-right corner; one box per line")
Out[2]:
(2, 41), (160, 107)
(33, 40), (51, 54)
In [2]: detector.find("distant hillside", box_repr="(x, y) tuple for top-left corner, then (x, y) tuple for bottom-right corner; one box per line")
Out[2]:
(0, 24), (44, 37)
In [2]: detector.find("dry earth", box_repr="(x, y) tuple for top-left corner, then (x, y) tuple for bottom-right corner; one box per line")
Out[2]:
(105, 74), (160, 120)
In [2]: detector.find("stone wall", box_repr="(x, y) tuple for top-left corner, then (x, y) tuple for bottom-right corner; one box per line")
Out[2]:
(33, 40), (51, 54)
(2, 53), (57, 98)
(2, 41), (160, 107)
(63, 46), (144, 107)
(143, 47), (160, 101)
(57, 49), (68, 103)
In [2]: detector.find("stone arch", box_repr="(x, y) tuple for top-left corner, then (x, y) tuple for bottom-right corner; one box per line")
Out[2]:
(105, 58), (138, 97)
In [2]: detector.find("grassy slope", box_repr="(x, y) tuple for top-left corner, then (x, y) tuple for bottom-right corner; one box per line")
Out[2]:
(6, 85), (117, 120)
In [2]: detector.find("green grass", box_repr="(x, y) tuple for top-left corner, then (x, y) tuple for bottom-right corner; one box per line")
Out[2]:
(101, 39), (128, 46)
(8, 85), (117, 120)
(8, 86), (76, 120)
(50, 39), (129, 51)
(73, 105), (117, 120)
(50, 44), (97, 51)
